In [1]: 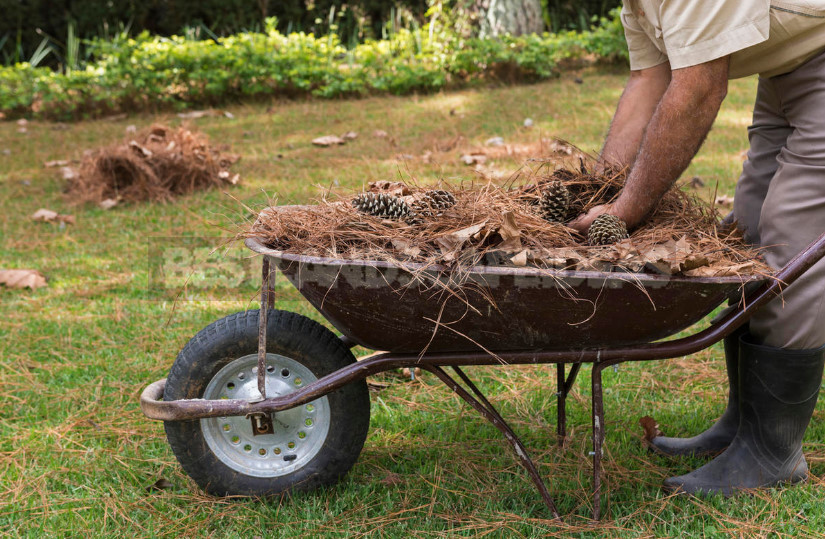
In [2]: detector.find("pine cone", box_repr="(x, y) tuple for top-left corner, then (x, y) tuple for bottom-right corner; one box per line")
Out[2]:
(588, 214), (629, 245)
(411, 189), (457, 218)
(539, 181), (570, 223)
(351, 192), (413, 220)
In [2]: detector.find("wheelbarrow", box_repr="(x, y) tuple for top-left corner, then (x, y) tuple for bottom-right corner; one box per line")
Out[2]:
(140, 226), (825, 520)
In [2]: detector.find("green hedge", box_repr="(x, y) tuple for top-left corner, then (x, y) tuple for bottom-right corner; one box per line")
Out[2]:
(0, 1), (620, 66)
(0, 1), (429, 66)
(0, 9), (627, 120)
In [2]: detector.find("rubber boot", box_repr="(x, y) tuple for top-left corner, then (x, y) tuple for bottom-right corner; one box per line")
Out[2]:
(662, 334), (825, 496)
(648, 324), (748, 457)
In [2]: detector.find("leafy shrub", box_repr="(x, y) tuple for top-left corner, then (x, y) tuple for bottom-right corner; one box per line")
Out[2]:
(0, 9), (627, 120)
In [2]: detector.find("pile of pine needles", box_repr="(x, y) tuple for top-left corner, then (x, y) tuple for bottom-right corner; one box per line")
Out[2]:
(66, 124), (240, 205)
(249, 162), (770, 279)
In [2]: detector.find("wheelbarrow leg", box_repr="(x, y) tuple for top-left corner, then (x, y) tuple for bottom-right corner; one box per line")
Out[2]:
(556, 362), (582, 446)
(257, 256), (276, 399)
(425, 365), (561, 519)
(591, 362), (606, 521)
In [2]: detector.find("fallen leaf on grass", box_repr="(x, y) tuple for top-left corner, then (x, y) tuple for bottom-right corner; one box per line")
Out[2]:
(218, 171), (241, 185)
(639, 416), (662, 444)
(342, 131), (358, 140)
(99, 198), (119, 210)
(0, 269), (47, 290)
(312, 135), (346, 147)
(176, 109), (233, 119)
(43, 159), (70, 168)
(380, 473), (404, 486)
(460, 153), (487, 166)
(31, 208), (75, 225)
(60, 167), (78, 180)
(715, 194), (734, 207)
(373, 130), (388, 138)
(146, 478), (174, 492)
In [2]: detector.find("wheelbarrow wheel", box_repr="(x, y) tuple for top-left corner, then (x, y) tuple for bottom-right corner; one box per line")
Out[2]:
(163, 309), (370, 497)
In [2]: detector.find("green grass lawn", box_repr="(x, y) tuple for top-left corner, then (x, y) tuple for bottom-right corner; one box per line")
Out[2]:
(2, 67), (824, 537)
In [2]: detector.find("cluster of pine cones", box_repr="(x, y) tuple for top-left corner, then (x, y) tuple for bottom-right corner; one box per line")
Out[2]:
(352, 183), (628, 246)
(538, 180), (628, 245)
(351, 189), (456, 226)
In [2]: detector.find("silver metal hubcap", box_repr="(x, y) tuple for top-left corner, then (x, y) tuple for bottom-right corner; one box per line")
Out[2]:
(201, 353), (330, 478)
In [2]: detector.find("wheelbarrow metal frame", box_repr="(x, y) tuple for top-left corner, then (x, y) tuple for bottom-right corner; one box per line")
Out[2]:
(141, 230), (825, 520)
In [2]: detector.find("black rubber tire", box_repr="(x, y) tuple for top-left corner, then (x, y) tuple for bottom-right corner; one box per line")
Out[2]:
(163, 309), (370, 497)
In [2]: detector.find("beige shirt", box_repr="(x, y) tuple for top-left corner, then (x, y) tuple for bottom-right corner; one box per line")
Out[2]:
(622, 0), (825, 78)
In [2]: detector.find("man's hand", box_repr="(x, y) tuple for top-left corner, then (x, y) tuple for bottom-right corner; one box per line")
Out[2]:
(569, 204), (612, 234)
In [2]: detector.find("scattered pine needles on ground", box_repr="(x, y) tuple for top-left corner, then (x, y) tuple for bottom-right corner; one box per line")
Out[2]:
(66, 124), (241, 205)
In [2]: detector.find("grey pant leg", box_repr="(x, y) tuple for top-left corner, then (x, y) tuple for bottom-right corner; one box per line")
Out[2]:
(733, 78), (792, 245)
(745, 51), (825, 349)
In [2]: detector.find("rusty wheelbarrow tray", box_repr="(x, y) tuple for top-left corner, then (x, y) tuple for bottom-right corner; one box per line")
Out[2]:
(141, 231), (825, 520)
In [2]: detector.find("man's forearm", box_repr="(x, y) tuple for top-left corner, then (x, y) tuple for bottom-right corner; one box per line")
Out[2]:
(598, 62), (671, 172)
(613, 58), (729, 227)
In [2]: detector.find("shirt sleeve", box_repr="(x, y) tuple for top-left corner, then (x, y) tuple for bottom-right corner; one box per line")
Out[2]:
(620, 2), (668, 71)
(660, 0), (771, 69)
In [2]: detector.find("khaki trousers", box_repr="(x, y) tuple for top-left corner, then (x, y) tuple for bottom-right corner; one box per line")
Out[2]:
(733, 48), (825, 350)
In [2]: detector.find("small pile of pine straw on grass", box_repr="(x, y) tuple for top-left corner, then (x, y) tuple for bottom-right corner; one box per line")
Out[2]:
(66, 124), (240, 205)
(249, 161), (770, 280)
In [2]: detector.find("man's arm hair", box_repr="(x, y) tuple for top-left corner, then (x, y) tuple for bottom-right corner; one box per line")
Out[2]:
(598, 61), (671, 172)
(612, 56), (730, 227)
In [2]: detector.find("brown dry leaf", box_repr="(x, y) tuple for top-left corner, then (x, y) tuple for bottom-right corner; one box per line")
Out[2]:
(684, 261), (756, 278)
(176, 109), (232, 119)
(0, 269), (47, 289)
(638, 244), (676, 275)
(31, 208), (75, 225)
(548, 139), (575, 155)
(44, 159), (70, 168)
(129, 140), (153, 158)
(369, 181), (411, 197)
(460, 153), (487, 166)
(498, 211), (522, 252)
(435, 222), (487, 253)
(715, 194), (734, 207)
(312, 135), (346, 147)
(380, 472), (404, 486)
(31, 208), (58, 221)
(391, 238), (421, 258)
(99, 198), (119, 210)
(146, 478), (174, 492)
(400, 367), (421, 380)
(639, 416), (663, 443)
(60, 167), (78, 180)
(511, 249), (529, 267)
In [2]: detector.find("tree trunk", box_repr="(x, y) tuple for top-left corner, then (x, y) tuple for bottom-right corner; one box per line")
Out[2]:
(477, 0), (544, 37)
